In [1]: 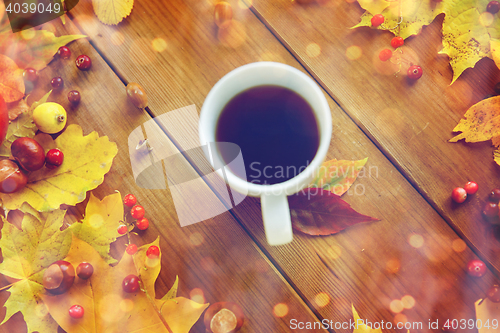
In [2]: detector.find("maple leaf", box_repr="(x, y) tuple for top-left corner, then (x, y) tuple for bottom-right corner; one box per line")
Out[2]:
(308, 158), (368, 196)
(0, 54), (24, 102)
(353, 0), (500, 83)
(42, 236), (208, 333)
(0, 203), (72, 333)
(288, 188), (379, 236)
(475, 298), (500, 333)
(0, 90), (51, 157)
(0, 124), (118, 212)
(68, 192), (123, 264)
(0, 30), (86, 71)
(92, 0), (134, 25)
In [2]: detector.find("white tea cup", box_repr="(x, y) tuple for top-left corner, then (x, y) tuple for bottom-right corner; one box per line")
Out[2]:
(199, 62), (332, 245)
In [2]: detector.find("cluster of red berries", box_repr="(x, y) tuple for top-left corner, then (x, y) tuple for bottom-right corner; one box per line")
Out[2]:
(117, 194), (150, 235)
(451, 181), (478, 203)
(371, 14), (423, 80)
(24, 46), (91, 106)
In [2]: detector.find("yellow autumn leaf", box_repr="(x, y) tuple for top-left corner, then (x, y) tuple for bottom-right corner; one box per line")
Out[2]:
(0, 203), (72, 333)
(308, 158), (368, 196)
(356, 0), (390, 15)
(68, 192), (123, 264)
(42, 236), (208, 333)
(92, 0), (134, 25)
(491, 39), (500, 70)
(450, 96), (500, 143)
(353, 0), (499, 83)
(475, 298), (500, 333)
(352, 304), (382, 333)
(0, 124), (118, 212)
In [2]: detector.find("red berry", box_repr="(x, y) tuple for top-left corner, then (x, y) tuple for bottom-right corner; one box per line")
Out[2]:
(136, 218), (149, 230)
(76, 55), (92, 70)
(126, 244), (138, 255)
(117, 224), (127, 235)
(407, 65), (423, 80)
(68, 90), (81, 105)
(489, 188), (500, 202)
(483, 202), (499, 219)
(378, 49), (392, 62)
(451, 187), (467, 203)
(57, 46), (71, 59)
(391, 36), (404, 48)
(45, 149), (64, 169)
(131, 205), (145, 219)
(23, 68), (38, 82)
(123, 194), (137, 207)
(122, 274), (140, 293)
(487, 285), (500, 303)
(51, 77), (64, 90)
(487, 1), (500, 14)
(467, 259), (487, 277)
(76, 262), (93, 280)
(69, 304), (84, 318)
(371, 14), (384, 27)
(464, 181), (478, 195)
(146, 245), (160, 259)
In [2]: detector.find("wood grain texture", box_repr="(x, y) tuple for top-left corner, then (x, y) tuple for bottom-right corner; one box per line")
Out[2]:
(66, 0), (500, 332)
(247, 0), (500, 274)
(0, 16), (323, 333)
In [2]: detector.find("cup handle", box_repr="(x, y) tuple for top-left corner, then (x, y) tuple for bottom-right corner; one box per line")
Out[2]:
(261, 193), (293, 246)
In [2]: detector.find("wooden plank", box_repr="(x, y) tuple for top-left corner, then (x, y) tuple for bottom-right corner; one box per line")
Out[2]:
(0, 18), (323, 333)
(67, 0), (499, 331)
(245, 0), (500, 271)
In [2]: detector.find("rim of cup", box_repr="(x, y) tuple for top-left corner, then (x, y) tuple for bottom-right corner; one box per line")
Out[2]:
(199, 62), (332, 196)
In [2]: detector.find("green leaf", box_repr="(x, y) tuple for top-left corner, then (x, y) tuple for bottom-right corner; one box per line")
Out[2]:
(0, 90), (50, 157)
(308, 158), (368, 196)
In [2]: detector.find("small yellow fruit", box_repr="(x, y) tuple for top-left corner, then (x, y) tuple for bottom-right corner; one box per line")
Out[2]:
(33, 102), (67, 134)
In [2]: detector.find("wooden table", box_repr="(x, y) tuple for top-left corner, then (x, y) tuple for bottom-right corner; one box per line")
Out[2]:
(1, 0), (500, 332)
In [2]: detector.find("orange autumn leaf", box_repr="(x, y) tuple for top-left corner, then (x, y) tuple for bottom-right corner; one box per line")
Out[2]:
(42, 236), (208, 332)
(7, 98), (29, 120)
(0, 54), (24, 102)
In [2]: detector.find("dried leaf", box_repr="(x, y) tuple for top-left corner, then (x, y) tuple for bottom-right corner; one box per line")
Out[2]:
(0, 124), (118, 212)
(7, 98), (29, 120)
(288, 188), (379, 236)
(162, 275), (179, 301)
(42, 236), (208, 333)
(352, 304), (383, 333)
(0, 30), (86, 71)
(309, 158), (368, 196)
(0, 54), (24, 102)
(0, 203), (72, 333)
(68, 192), (123, 264)
(92, 0), (134, 25)
(450, 96), (500, 143)
(0, 90), (50, 157)
(353, 0), (498, 83)
(475, 298), (500, 333)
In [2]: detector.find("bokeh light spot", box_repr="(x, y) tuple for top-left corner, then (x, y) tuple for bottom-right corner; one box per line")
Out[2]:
(120, 299), (134, 312)
(238, 0), (252, 9)
(389, 299), (404, 313)
(273, 303), (289, 317)
(346, 45), (362, 60)
(21, 28), (35, 40)
(99, 294), (124, 324)
(452, 239), (467, 253)
(401, 295), (415, 309)
(190, 288), (206, 304)
(218, 20), (247, 48)
(327, 245), (342, 259)
(394, 313), (408, 326)
(314, 292), (330, 308)
(152, 38), (167, 52)
(480, 12), (494, 26)
(386, 258), (400, 274)
(306, 43), (321, 58)
(409, 233), (424, 248)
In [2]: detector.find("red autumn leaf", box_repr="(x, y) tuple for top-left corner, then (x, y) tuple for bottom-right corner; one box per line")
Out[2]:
(0, 54), (24, 102)
(289, 188), (379, 236)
